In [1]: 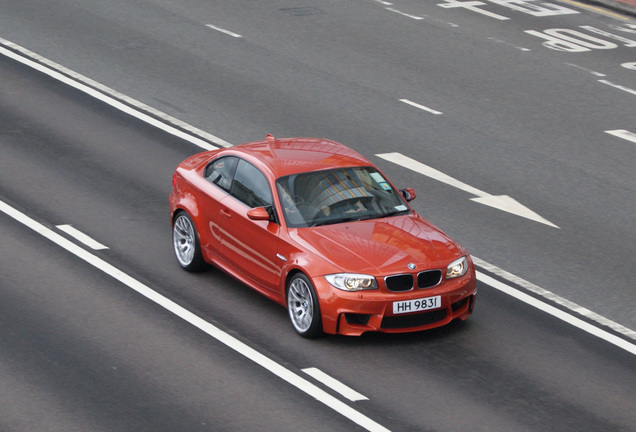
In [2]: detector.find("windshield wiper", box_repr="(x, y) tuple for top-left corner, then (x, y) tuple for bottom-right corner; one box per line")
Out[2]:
(310, 215), (364, 226)
(379, 209), (410, 218)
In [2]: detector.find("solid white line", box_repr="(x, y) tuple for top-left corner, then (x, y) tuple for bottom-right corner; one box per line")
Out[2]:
(473, 257), (636, 342)
(399, 99), (442, 115)
(56, 224), (108, 250)
(476, 271), (636, 356)
(0, 199), (390, 432)
(205, 24), (243, 38)
(605, 129), (636, 144)
(0, 39), (231, 149)
(302, 368), (369, 402)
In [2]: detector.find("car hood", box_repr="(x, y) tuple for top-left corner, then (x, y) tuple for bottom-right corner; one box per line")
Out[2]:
(289, 214), (463, 274)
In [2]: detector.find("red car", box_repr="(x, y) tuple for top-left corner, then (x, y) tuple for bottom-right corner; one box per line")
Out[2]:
(170, 136), (476, 337)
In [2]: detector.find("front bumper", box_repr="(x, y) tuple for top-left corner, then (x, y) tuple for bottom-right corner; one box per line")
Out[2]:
(313, 271), (477, 336)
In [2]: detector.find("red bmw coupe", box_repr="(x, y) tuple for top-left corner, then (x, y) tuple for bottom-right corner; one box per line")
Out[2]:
(170, 136), (476, 337)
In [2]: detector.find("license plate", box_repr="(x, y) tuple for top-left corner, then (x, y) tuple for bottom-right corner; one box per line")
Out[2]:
(393, 295), (441, 314)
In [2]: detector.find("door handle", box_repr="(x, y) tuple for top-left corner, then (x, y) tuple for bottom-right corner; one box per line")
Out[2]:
(220, 209), (231, 218)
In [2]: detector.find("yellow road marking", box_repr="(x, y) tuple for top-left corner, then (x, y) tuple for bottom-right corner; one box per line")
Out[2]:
(560, 0), (631, 20)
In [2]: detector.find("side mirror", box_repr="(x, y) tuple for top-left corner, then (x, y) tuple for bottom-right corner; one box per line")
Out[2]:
(400, 188), (416, 202)
(247, 207), (272, 221)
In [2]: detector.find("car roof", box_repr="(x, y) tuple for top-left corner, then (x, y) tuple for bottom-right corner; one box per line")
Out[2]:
(230, 136), (373, 179)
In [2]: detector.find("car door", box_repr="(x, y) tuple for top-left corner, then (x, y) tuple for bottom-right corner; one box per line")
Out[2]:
(198, 155), (239, 259)
(219, 158), (282, 291)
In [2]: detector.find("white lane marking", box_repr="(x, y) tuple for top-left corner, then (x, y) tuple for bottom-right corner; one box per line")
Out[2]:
(599, 80), (636, 96)
(56, 224), (108, 250)
(488, 37), (531, 52)
(477, 271), (636, 356)
(0, 39), (231, 150)
(399, 99), (442, 115)
(564, 63), (606, 76)
(473, 257), (636, 342)
(0, 199), (390, 432)
(605, 129), (636, 144)
(622, 62), (636, 70)
(205, 24), (243, 38)
(377, 152), (559, 228)
(385, 8), (424, 20)
(302, 367), (369, 402)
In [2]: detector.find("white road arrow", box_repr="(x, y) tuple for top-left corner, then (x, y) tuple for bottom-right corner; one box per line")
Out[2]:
(377, 152), (559, 228)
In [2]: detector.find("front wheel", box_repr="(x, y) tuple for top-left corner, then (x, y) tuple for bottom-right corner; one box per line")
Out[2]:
(287, 273), (323, 338)
(172, 211), (206, 272)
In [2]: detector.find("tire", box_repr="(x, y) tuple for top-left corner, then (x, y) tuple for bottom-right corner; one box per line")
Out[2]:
(287, 273), (323, 338)
(172, 211), (206, 272)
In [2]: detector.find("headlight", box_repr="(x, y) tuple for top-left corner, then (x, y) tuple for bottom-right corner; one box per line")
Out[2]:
(325, 273), (378, 291)
(446, 256), (468, 279)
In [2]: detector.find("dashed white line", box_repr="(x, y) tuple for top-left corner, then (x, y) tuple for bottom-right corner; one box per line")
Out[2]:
(564, 62), (606, 77)
(605, 129), (636, 144)
(56, 224), (108, 250)
(302, 368), (369, 402)
(0, 199), (390, 432)
(488, 37), (531, 52)
(399, 98), (442, 115)
(385, 7), (424, 20)
(205, 24), (243, 38)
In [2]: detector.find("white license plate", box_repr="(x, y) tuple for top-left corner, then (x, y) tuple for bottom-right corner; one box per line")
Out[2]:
(393, 295), (441, 314)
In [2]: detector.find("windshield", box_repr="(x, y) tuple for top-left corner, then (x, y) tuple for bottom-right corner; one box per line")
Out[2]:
(276, 166), (410, 228)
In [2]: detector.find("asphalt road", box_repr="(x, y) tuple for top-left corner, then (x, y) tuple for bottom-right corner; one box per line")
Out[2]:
(1, 56), (635, 432)
(1, 0), (634, 329)
(1, 1), (635, 431)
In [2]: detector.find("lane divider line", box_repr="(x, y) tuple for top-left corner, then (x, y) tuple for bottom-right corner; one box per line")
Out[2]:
(56, 224), (109, 250)
(302, 367), (369, 402)
(205, 24), (243, 38)
(385, 8), (424, 20)
(399, 99), (443, 115)
(0, 198), (391, 432)
(473, 256), (636, 343)
(598, 79), (636, 96)
(477, 271), (636, 356)
(0, 38), (231, 150)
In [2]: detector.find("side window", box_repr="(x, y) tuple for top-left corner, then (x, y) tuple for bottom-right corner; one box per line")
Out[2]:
(205, 156), (238, 191)
(230, 159), (272, 208)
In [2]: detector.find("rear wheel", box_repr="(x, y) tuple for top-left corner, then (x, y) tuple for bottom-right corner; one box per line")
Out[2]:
(287, 273), (323, 338)
(172, 211), (205, 272)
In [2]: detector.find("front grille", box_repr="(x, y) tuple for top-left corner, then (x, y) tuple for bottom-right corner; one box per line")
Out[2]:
(381, 309), (447, 329)
(417, 270), (442, 289)
(385, 274), (414, 291)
